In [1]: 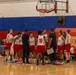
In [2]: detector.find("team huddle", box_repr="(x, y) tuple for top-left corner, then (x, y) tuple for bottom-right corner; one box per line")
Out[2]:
(4, 28), (71, 65)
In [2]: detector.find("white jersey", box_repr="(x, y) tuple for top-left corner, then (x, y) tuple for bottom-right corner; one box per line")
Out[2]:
(14, 35), (19, 45)
(43, 34), (48, 42)
(65, 34), (71, 45)
(18, 36), (23, 45)
(29, 37), (35, 46)
(57, 36), (64, 46)
(37, 35), (45, 46)
(6, 33), (13, 43)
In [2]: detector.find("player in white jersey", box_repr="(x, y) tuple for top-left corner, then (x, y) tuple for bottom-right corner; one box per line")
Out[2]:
(65, 30), (71, 63)
(43, 29), (48, 42)
(14, 32), (21, 60)
(42, 29), (49, 63)
(18, 31), (25, 60)
(36, 30), (46, 65)
(29, 32), (35, 52)
(29, 32), (35, 63)
(5, 29), (13, 61)
(57, 30), (64, 64)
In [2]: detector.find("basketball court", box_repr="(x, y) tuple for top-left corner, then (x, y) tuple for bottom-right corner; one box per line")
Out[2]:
(0, 0), (75, 75)
(0, 57), (76, 75)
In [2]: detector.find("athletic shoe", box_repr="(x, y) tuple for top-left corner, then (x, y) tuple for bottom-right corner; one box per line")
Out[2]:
(68, 60), (70, 63)
(42, 62), (44, 65)
(51, 61), (55, 64)
(60, 61), (64, 64)
(7, 60), (12, 63)
(36, 61), (39, 65)
(59, 60), (64, 64)
(65, 60), (70, 64)
(48, 61), (55, 64)
(12, 59), (18, 63)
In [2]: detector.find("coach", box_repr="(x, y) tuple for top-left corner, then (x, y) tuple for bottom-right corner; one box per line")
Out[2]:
(48, 29), (57, 64)
(22, 30), (30, 64)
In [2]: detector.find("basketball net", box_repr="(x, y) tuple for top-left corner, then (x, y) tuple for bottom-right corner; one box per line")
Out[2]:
(36, 0), (56, 17)
(39, 12), (45, 17)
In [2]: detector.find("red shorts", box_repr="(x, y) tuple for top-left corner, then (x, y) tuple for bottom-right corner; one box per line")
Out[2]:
(19, 45), (23, 50)
(5, 43), (12, 50)
(36, 45), (45, 53)
(58, 45), (64, 53)
(65, 44), (71, 52)
(14, 44), (20, 53)
(30, 46), (35, 52)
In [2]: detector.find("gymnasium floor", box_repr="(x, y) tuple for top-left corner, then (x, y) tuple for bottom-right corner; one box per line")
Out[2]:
(0, 57), (76, 75)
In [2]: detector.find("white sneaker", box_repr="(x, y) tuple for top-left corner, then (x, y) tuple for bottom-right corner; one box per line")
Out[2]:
(60, 61), (64, 64)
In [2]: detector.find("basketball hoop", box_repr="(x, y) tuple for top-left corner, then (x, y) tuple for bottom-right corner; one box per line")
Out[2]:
(36, 0), (56, 16)
(37, 9), (47, 13)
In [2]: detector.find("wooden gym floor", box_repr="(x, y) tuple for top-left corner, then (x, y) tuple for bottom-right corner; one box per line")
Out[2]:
(0, 57), (76, 75)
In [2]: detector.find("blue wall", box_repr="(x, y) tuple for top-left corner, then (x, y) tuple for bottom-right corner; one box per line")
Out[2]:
(0, 16), (76, 31)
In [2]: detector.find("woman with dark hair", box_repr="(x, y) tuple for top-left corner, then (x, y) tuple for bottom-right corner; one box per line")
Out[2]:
(65, 30), (71, 63)
(5, 29), (13, 61)
(29, 32), (35, 53)
(57, 30), (64, 64)
(43, 29), (48, 49)
(35, 30), (46, 65)
(14, 32), (21, 60)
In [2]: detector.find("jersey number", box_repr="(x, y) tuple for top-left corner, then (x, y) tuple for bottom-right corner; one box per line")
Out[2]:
(39, 39), (42, 43)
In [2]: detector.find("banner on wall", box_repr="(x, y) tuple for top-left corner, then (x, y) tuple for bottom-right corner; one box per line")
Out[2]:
(71, 36), (76, 47)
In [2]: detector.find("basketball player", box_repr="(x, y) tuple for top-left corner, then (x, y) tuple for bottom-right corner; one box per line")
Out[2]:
(5, 29), (13, 61)
(57, 30), (64, 64)
(65, 30), (71, 63)
(42, 29), (49, 63)
(18, 32), (23, 60)
(14, 32), (21, 60)
(63, 32), (66, 39)
(29, 32), (35, 57)
(36, 30), (46, 65)
(18, 31), (25, 60)
(43, 29), (48, 48)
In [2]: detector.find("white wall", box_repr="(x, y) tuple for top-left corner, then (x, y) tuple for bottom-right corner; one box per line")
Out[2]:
(0, 0), (75, 17)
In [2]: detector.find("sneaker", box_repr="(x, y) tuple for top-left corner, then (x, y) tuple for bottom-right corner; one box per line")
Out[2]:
(42, 62), (44, 65)
(12, 59), (18, 63)
(51, 61), (55, 64)
(60, 61), (64, 64)
(68, 60), (70, 63)
(65, 60), (70, 64)
(7, 60), (12, 63)
(36, 61), (39, 65)
(48, 61), (55, 64)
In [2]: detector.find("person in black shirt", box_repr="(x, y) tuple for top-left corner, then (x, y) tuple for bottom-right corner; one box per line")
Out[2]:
(22, 30), (30, 64)
(48, 29), (57, 64)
